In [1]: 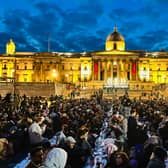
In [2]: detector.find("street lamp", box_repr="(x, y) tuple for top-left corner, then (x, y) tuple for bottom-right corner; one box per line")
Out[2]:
(52, 69), (58, 95)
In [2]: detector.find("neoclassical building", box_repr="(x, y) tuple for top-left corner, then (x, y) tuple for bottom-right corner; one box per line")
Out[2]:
(1, 27), (168, 91)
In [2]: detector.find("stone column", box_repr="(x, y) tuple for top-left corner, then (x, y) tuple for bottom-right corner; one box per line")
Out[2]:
(117, 59), (120, 79)
(136, 60), (138, 81)
(40, 62), (43, 81)
(98, 60), (101, 81)
(130, 60), (132, 81)
(123, 60), (126, 79)
(92, 61), (94, 81)
(104, 60), (107, 81)
(111, 60), (113, 79)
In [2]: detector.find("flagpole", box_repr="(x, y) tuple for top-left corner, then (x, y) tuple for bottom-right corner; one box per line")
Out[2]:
(48, 34), (50, 52)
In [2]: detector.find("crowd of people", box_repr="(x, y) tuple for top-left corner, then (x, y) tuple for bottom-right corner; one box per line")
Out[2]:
(0, 92), (167, 168)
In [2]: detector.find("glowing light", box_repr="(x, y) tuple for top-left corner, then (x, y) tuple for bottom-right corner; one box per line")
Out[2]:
(65, 74), (69, 77)
(113, 61), (117, 65)
(52, 69), (57, 78)
(139, 68), (150, 80)
(81, 64), (90, 76)
(6, 39), (16, 55)
(11, 69), (15, 77)
(104, 78), (129, 88)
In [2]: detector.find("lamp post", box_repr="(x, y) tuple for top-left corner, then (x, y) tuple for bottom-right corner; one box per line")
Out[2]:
(52, 69), (58, 95)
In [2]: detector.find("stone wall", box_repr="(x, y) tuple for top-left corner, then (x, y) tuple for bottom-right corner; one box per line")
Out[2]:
(0, 82), (66, 97)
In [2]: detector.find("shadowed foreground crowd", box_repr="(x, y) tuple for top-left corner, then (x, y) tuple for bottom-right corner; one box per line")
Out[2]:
(0, 93), (167, 168)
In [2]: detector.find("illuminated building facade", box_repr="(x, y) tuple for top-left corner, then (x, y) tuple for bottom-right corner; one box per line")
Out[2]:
(1, 27), (168, 91)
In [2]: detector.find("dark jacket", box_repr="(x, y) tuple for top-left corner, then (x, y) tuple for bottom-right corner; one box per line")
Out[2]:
(147, 157), (165, 168)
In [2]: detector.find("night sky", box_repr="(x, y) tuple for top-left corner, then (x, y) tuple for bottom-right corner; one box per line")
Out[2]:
(0, 0), (168, 53)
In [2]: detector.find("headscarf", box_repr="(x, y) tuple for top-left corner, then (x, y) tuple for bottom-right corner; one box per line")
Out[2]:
(44, 148), (67, 168)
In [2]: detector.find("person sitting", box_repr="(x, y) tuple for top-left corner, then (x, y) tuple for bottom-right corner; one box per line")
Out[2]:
(44, 147), (67, 168)
(59, 136), (82, 168)
(77, 128), (92, 167)
(37, 141), (67, 168)
(0, 138), (9, 160)
(147, 146), (167, 168)
(25, 146), (44, 168)
(105, 152), (132, 168)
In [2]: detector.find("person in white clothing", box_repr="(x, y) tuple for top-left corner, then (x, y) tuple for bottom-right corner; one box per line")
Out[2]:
(28, 116), (47, 145)
(44, 147), (67, 168)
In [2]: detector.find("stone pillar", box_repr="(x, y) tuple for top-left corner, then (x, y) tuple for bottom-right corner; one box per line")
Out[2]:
(117, 60), (120, 79)
(111, 60), (113, 79)
(40, 62), (43, 81)
(123, 60), (126, 79)
(104, 60), (107, 81)
(136, 60), (138, 81)
(98, 60), (101, 81)
(92, 61), (94, 81)
(130, 60), (132, 80)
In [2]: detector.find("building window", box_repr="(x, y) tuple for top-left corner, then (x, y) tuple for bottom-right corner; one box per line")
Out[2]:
(3, 64), (7, 69)
(114, 43), (117, 50)
(113, 72), (117, 78)
(25, 65), (27, 70)
(16, 65), (19, 70)
(62, 65), (64, 70)
(127, 72), (130, 80)
(100, 70), (104, 80)
(24, 74), (27, 82)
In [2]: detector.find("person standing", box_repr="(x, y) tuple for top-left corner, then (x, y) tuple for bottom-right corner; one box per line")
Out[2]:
(28, 116), (47, 146)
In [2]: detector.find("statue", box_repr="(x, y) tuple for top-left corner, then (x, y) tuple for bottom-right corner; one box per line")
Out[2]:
(6, 39), (16, 54)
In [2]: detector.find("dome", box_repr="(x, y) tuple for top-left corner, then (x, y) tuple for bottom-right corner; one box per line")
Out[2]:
(106, 27), (124, 42)
(105, 27), (125, 51)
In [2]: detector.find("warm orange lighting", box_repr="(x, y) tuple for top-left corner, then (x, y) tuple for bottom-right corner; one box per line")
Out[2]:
(139, 68), (150, 81)
(6, 39), (16, 54)
(52, 69), (58, 78)
(65, 74), (69, 77)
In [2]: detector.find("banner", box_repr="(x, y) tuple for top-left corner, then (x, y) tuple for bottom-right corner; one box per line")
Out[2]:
(132, 62), (136, 75)
(94, 62), (98, 75)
